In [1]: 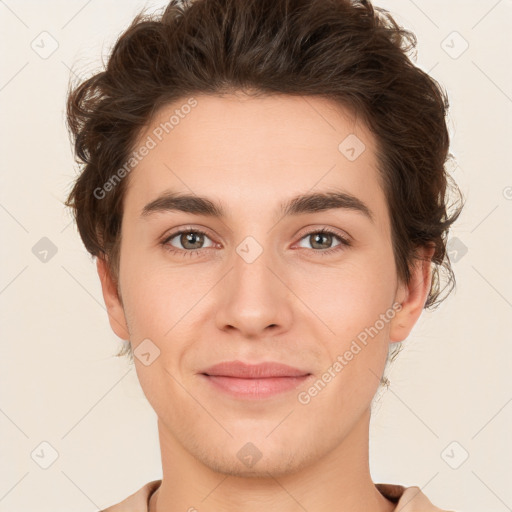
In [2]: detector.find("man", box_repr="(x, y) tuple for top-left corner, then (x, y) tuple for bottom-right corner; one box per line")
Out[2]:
(65, 0), (462, 510)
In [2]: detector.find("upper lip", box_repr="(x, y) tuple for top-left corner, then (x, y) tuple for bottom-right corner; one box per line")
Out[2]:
(200, 361), (310, 378)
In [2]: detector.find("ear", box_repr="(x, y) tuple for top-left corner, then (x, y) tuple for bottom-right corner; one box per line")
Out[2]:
(96, 257), (130, 341)
(389, 245), (436, 343)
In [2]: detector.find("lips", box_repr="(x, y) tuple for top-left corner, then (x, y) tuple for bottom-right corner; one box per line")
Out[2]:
(201, 360), (310, 378)
(199, 361), (312, 399)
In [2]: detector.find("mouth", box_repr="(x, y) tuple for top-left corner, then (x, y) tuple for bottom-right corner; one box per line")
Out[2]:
(199, 360), (312, 399)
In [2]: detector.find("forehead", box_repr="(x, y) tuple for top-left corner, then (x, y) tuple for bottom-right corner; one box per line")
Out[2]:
(124, 93), (389, 231)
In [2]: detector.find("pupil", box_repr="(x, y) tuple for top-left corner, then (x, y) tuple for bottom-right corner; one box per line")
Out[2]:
(313, 233), (330, 249)
(185, 232), (202, 248)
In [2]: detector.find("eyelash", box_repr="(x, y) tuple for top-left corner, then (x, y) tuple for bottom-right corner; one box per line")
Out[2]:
(161, 227), (351, 258)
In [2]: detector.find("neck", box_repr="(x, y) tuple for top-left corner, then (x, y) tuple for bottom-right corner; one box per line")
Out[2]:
(150, 408), (396, 512)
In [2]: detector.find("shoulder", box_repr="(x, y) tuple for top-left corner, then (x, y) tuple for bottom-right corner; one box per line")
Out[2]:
(99, 480), (162, 512)
(376, 483), (456, 511)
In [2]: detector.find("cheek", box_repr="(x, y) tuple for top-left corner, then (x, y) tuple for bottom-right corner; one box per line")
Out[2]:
(296, 256), (396, 407)
(119, 254), (178, 338)
(295, 253), (397, 336)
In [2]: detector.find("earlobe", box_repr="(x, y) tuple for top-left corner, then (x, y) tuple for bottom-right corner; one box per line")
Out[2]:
(389, 245), (435, 343)
(96, 257), (130, 341)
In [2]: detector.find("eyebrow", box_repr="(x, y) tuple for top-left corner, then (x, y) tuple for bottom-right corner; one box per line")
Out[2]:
(140, 189), (374, 223)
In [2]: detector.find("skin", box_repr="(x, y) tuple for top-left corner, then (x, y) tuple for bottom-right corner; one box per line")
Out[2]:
(97, 93), (434, 512)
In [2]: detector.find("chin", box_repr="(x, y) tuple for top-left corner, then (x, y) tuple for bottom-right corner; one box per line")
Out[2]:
(203, 449), (308, 479)
(189, 432), (322, 479)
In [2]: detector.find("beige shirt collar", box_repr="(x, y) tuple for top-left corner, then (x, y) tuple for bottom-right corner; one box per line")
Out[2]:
(101, 480), (452, 511)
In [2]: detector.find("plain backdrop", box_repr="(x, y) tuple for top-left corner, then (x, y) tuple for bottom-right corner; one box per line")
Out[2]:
(0, 1), (511, 511)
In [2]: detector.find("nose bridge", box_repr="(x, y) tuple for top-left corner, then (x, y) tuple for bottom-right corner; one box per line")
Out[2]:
(230, 231), (278, 299)
(226, 208), (277, 276)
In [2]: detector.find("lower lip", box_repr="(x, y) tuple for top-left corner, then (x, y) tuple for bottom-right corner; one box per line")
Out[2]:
(200, 374), (311, 399)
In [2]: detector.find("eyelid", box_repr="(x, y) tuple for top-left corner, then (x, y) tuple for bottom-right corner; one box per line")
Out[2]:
(161, 226), (216, 247)
(294, 225), (352, 244)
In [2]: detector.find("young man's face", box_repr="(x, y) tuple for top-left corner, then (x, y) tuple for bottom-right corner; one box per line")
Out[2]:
(98, 93), (431, 477)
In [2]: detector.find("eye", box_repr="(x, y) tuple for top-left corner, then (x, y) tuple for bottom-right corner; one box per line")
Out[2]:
(295, 228), (351, 256)
(162, 228), (215, 257)
(161, 227), (351, 258)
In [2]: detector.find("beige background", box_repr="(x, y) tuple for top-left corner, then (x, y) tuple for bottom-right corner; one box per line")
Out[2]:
(1, 1), (511, 510)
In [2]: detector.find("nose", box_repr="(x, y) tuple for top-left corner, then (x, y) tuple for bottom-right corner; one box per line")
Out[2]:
(213, 243), (294, 339)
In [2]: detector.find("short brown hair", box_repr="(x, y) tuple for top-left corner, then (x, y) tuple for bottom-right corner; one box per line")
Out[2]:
(65, 0), (463, 316)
